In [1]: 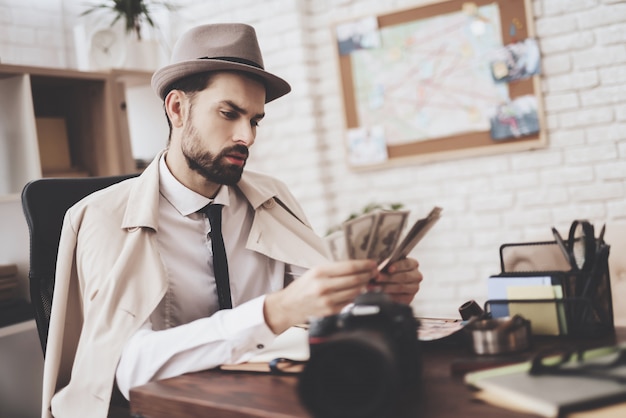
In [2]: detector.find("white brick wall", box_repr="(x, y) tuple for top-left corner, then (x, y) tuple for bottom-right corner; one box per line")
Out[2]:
(0, 0), (624, 318)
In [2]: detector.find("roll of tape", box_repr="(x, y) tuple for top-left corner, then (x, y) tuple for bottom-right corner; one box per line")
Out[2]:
(458, 299), (484, 320)
(467, 315), (531, 355)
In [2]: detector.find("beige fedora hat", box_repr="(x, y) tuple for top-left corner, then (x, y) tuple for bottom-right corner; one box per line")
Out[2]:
(151, 23), (291, 102)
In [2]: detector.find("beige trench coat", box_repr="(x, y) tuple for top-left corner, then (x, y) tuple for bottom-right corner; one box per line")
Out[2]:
(42, 152), (328, 417)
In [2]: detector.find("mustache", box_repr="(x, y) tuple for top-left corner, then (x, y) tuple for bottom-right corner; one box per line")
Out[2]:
(220, 144), (249, 159)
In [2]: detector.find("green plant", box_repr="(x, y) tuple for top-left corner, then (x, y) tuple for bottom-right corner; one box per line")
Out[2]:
(81, 0), (177, 40)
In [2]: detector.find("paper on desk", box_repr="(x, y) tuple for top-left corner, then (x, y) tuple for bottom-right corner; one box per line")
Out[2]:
(417, 317), (465, 341)
(507, 284), (561, 336)
(219, 326), (309, 373)
(487, 275), (553, 318)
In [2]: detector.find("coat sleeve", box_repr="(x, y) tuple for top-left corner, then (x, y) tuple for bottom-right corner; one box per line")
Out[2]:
(41, 211), (84, 418)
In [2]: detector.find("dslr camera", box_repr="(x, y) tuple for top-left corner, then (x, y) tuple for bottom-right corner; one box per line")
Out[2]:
(297, 291), (422, 418)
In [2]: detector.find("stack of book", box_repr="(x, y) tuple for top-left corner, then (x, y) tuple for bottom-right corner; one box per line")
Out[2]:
(0, 264), (18, 303)
(0, 264), (34, 327)
(465, 344), (626, 417)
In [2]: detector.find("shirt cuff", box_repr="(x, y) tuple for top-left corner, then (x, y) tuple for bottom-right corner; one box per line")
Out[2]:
(218, 295), (277, 360)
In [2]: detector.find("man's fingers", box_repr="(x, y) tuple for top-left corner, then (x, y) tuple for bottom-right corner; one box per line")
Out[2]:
(311, 259), (377, 278)
(385, 257), (419, 274)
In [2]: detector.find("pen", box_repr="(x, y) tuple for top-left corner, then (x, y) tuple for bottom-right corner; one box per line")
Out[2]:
(598, 223), (606, 245)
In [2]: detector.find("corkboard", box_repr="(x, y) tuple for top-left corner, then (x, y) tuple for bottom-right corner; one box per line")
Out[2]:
(335, 0), (545, 169)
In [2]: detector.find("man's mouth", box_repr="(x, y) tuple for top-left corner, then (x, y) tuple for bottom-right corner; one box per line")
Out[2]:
(224, 152), (247, 167)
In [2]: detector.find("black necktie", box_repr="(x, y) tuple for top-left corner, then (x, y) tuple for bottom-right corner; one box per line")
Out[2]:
(200, 204), (232, 310)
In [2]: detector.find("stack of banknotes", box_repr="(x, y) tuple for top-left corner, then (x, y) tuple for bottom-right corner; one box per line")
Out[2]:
(324, 206), (442, 271)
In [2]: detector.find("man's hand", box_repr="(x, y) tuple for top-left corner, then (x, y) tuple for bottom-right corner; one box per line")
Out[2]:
(371, 257), (423, 305)
(264, 260), (378, 334)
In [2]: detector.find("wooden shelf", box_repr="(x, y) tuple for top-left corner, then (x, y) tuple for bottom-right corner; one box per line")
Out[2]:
(0, 64), (162, 196)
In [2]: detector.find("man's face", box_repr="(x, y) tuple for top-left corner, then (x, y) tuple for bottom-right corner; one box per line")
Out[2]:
(179, 72), (266, 185)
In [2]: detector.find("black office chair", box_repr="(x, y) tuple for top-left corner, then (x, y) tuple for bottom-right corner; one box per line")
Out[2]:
(21, 174), (137, 356)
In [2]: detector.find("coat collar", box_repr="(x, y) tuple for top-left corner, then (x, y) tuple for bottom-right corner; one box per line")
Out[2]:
(121, 150), (309, 230)
(121, 151), (162, 230)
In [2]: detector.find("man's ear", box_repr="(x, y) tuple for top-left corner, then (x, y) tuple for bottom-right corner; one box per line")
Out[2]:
(164, 90), (187, 128)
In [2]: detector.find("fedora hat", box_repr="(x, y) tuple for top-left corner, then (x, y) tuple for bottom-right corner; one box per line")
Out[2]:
(151, 23), (291, 102)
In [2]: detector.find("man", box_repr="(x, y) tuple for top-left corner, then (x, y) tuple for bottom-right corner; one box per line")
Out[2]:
(41, 23), (423, 418)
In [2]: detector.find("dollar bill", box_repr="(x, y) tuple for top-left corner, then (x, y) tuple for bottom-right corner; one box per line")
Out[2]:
(378, 206), (442, 272)
(324, 229), (348, 261)
(365, 210), (410, 263)
(343, 212), (378, 259)
(326, 206), (442, 266)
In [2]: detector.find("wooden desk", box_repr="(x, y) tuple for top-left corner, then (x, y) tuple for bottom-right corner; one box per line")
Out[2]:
(130, 328), (625, 418)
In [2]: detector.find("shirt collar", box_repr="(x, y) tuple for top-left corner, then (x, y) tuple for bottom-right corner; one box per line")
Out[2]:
(159, 153), (230, 217)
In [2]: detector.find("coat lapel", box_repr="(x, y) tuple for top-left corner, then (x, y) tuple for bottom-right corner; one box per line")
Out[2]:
(236, 170), (330, 268)
(247, 197), (329, 268)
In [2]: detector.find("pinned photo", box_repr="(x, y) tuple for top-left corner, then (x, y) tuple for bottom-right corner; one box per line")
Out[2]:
(490, 38), (540, 83)
(489, 95), (539, 141)
(346, 125), (388, 166)
(336, 16), (381, 56)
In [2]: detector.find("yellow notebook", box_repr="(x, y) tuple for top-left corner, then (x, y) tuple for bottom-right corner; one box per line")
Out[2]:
(507, 284), (560, 335)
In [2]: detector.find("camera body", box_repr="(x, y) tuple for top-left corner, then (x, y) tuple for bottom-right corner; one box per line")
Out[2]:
(298, 292), (422, 418)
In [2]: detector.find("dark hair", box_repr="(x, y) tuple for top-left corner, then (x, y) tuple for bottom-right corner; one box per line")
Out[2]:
(162, 72), (215, 143)
(162, 70), (268, 143)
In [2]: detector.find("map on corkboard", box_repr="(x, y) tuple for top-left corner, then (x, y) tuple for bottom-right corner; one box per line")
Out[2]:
(335, 0), (546, 169)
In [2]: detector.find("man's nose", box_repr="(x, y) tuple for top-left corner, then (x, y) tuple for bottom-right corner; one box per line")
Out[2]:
(233, 122), (255, 146)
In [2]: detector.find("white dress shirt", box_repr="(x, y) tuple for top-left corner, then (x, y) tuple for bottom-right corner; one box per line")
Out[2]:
(115, 155), (288, 398)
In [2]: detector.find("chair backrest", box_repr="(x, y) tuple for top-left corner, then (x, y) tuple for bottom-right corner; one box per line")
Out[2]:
(21, 174), (137, 356)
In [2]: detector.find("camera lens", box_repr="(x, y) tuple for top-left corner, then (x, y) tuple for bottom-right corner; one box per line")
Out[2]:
(298, 330), (399, 418)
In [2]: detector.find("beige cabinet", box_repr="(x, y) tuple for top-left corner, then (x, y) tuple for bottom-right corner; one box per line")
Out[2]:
(0, 64), (163, 199)
(0, 320), (43, 417)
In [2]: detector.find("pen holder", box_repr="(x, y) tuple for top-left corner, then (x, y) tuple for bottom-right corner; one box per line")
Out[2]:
(486, 236), (613, 339)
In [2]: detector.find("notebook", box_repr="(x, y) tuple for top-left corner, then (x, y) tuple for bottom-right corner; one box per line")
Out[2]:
(507, 284), (561, 335)
(487, 275), (553, 317)
(465, 345), (626, 417)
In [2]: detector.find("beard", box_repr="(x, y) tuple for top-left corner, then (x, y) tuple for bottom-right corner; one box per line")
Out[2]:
(181, 125), (249, 186)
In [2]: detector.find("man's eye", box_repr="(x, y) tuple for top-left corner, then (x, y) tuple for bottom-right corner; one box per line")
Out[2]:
(251, 120), (261, 128)
(221, 111), (237, 119)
